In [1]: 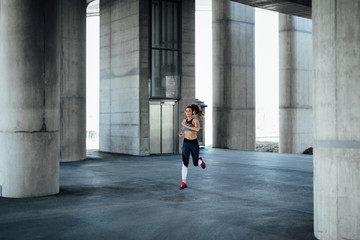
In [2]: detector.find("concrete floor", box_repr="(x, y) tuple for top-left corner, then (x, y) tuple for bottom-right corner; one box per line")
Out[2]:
(0, 149), (316, 240)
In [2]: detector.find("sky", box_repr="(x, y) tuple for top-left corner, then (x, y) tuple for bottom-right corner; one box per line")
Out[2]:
(254, 8), (279, 142)
(86, 15), (100, 149)
(195, 0), (213, 147)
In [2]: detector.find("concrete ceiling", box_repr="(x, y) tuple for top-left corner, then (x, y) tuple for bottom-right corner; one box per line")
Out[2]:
(87, 0), (99, 16)
(85, 0), (311, 19)
(231, 0), (312, 19)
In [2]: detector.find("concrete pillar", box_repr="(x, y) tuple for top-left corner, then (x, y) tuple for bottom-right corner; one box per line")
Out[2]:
(212, 0), (255, 150)
(60, 0), (87, 162)
(100, 0), (149, 155)
(0, 0), (60, 197)
(279, 14), (312, 154)
(313, 1), (360, 239)
(179, 0), (196, 134)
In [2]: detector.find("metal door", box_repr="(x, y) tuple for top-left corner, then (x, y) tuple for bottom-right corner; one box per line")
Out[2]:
(149, 101), (176, 154)
(149, 103), (161, 154)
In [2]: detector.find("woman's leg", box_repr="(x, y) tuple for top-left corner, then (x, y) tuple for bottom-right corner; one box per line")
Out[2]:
(182, 141), (190, 169)
(180, 142), (191, 189)
(190, 142), (199, 166)
(189, 141), (205, 169)
(182, 163), (188, 182)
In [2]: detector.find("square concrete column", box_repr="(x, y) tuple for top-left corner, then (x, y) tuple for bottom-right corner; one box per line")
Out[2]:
(0, 0), (61, 198)
(178, 0), (196, 133)
(60, 0), (87, 162)
(212, 0), (255, 150)
(279, 14), (313, 154)
(100, 0), (150, 155)
(313, 0), (360, 239)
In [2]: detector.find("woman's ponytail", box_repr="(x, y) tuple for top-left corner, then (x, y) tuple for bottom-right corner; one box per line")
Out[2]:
(191, 104), (204, 119)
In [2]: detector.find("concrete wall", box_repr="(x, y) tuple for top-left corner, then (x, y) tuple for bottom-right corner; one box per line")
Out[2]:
(60, 0), (87, 162)
(0, 0), (60, 197)
(139, 0), (150, 156)
(313, 0), (360, 239)
(178, 0), (196, 135)
(279, 14), (312, 154)
(100, 0), (150, 155)
(212, 0), (255, 150)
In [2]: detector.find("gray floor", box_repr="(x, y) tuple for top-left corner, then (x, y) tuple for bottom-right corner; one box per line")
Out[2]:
(0, 149), (316, 240)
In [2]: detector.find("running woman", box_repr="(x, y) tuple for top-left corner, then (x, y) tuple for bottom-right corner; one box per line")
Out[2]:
(178, 104), (206, 190)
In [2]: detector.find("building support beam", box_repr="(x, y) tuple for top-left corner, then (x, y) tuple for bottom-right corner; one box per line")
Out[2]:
(99, 0), (150, 155)
(212, 0), (255, 150)
(279, 14), (312, 154)
(179, 0), (196, 138)
(231, 0), (312, 19)
(0, 0), (61, 197)
(60, 0), (87, 162)
(313, 0), (360, 238)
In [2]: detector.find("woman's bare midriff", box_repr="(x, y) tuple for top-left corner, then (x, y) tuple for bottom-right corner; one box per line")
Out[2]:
(184, 131), (197, 140)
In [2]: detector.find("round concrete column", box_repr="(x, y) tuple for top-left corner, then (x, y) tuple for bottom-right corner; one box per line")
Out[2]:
(0, 0), (60, 198)
(313, 0), (360, 238)
(279, 14), (313, 154)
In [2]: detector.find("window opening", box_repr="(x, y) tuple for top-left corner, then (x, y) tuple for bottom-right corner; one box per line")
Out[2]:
(150, 0), (181, 99)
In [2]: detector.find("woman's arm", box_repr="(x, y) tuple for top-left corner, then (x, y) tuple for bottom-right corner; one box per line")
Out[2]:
(179, 119), (185, 137)
(181, 119), (186, 127)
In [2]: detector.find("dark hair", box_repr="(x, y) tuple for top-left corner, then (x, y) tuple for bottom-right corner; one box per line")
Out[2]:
(186, 104), (204, 119)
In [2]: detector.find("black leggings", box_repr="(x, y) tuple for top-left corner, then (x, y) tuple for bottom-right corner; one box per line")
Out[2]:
(182, 138), (199, 167)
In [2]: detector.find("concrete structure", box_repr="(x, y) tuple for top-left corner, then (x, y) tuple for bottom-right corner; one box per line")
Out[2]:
(212, 0), (255, 150)
(178, 0), (197, 150)
(0, 0), (61, 198)
(313, 0), (360, 239)
(100, 0), (195, 155)
(279, 14), (312, 154)
(60, 0), (87, 162)
(2, 1), (360, 239)
(233, 0), (311, 19)
(99, 0), (150, 156)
